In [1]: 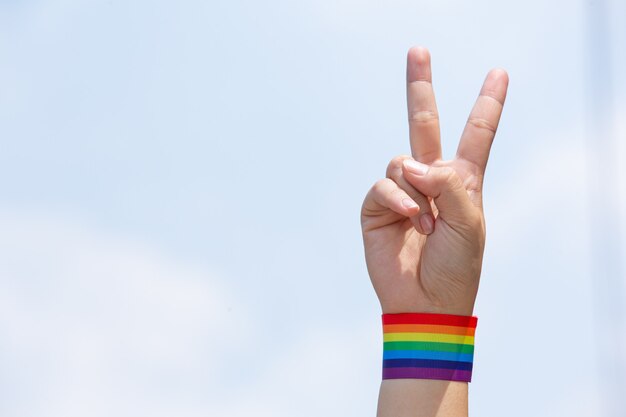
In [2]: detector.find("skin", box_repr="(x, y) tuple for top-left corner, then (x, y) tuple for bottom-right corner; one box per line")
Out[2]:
(360, 47), (509, 417)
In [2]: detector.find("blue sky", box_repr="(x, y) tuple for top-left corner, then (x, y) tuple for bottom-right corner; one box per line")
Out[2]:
(0, 0), (625, 416)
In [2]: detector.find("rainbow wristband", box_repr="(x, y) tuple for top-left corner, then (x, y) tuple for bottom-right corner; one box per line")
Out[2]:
(382, 313), (478, 382)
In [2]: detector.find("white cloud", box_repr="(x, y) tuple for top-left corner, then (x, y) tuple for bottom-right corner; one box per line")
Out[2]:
(0, 206), (249, 416)
(216, 324), (380, 417)
(0, 207), (381, 417)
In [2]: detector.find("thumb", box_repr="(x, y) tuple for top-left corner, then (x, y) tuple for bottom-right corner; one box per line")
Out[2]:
(401, 159), (476, 227)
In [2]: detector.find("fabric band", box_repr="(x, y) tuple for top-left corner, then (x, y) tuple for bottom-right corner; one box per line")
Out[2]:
(382, 313), (478, 382)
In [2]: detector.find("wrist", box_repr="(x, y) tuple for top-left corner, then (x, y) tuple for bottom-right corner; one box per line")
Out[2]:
(381, 301), (475, 317)
(374, 272), (480, 317)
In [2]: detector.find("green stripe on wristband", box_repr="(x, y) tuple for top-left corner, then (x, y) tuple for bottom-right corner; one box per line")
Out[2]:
(384, 341), (475, 354)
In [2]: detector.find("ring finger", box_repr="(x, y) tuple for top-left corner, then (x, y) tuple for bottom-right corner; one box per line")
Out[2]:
(386, 155), (436, 235)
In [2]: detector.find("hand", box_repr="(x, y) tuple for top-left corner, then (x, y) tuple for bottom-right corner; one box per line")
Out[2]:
(361, 47), (508, 316)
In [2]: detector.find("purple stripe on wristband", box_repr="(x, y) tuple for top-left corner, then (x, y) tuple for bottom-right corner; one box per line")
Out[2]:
(382, 367), (473, 382)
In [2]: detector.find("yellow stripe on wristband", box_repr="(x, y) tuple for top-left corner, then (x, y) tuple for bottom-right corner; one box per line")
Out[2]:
(383, 332), (475, 344)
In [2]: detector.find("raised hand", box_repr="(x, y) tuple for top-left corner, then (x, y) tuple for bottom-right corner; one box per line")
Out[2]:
(361, 47), (509, 316)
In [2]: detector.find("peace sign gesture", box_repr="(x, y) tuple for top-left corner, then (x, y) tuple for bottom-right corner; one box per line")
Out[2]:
(361, 47), (509, 316)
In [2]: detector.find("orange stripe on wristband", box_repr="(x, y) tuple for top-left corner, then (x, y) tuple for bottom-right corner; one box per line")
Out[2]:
(383, 324), (476, 336)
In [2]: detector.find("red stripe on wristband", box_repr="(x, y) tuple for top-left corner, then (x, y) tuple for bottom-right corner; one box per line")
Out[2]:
(382, 313), (477, 328)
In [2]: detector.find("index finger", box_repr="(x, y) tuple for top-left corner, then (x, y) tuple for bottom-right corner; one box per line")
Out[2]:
(406, 47), (442, 164)
(456, 69), (509, 173)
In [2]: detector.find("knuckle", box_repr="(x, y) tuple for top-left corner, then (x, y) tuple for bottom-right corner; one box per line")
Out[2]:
(386, 155), (412, 178)
(467, 117), (497, 134)
(408, 110), (439, 124)
(371, 178), (391, 195)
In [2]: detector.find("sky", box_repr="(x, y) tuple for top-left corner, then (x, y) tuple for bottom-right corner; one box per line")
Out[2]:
(0, 0), (625, 416)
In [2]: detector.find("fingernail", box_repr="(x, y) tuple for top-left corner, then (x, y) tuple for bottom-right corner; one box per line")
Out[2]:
(402, 198), (418, 209)
(403, 159), (429, 176)
(420, 214), (434, 234)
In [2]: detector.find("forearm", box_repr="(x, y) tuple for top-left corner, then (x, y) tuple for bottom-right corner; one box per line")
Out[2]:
(377, 380), (467, 417)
